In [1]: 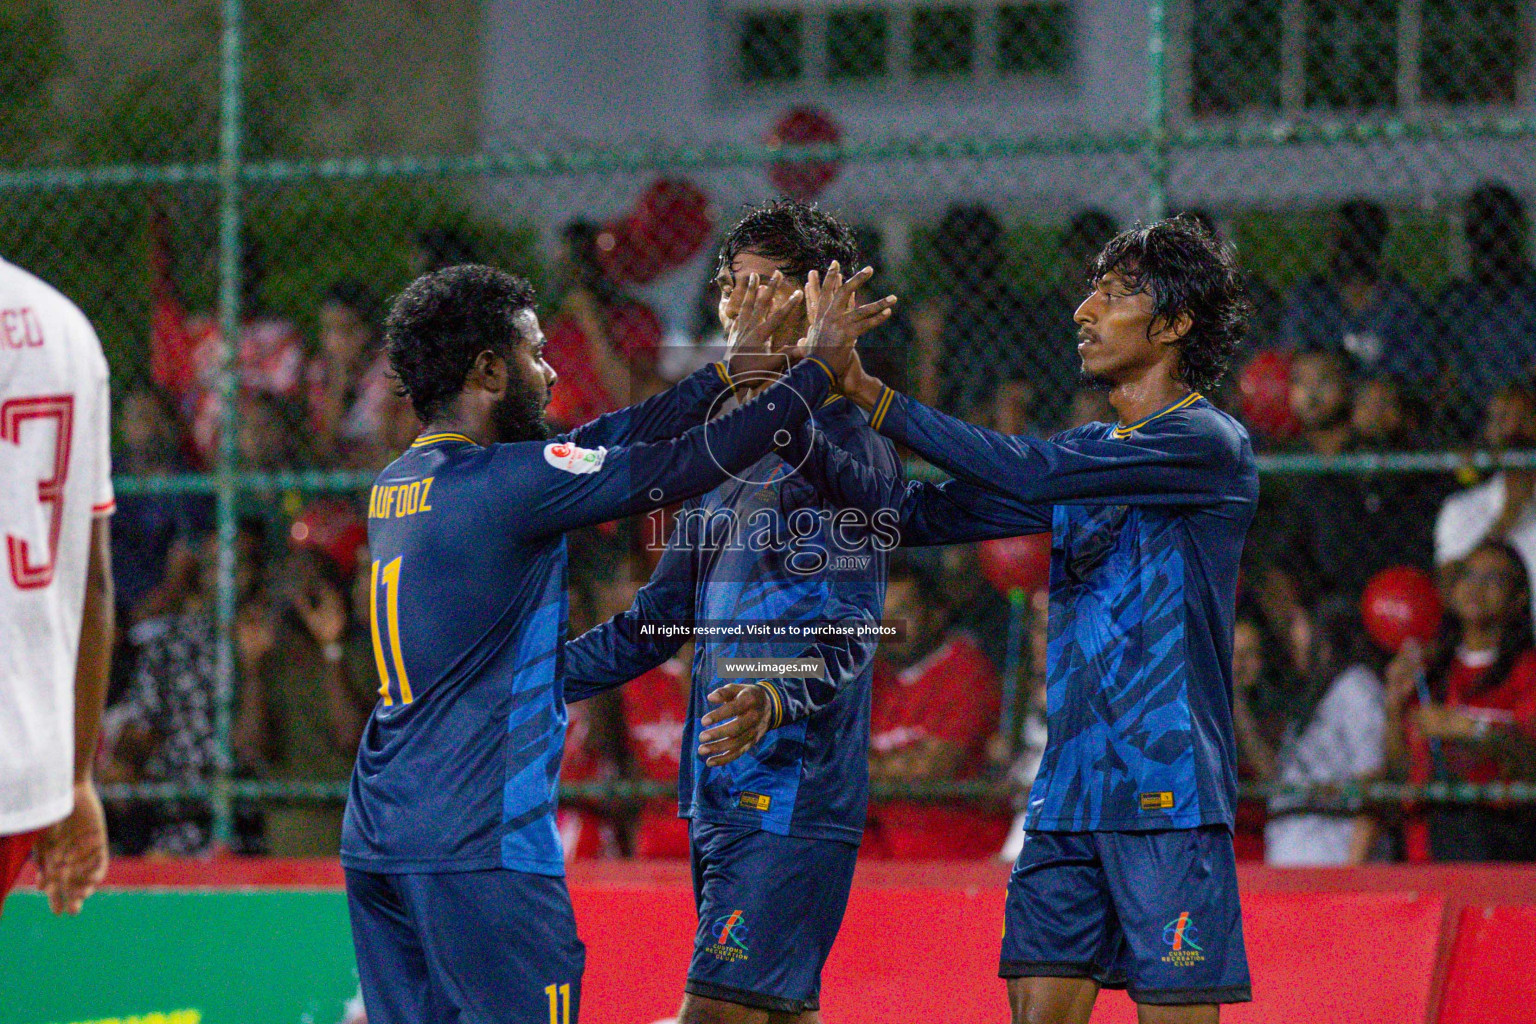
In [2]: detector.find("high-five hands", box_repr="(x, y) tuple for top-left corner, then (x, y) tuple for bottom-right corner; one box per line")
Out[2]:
(726, 271), (804, 379)
(798, 262), (898, 378)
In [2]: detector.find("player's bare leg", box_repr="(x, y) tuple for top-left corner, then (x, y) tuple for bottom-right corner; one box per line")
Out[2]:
(1007, 976), (1098, 1024)
(1137, 1003), (1218, 1024)
(678, 993), (823, 1024)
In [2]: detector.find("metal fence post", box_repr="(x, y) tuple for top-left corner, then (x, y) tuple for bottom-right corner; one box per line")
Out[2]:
(210, 0), (246, 851)
(1145, 0), (1171, 222)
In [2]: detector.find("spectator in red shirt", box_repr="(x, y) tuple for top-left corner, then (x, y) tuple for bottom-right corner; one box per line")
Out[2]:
(867, 559), (1010, 859)
(1385, 540), (1536, 861)
(542, 220), (665, 429)
(619, 646), (693, 859)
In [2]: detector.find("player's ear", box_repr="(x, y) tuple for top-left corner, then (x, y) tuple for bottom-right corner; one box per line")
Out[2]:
(470, 348), (508, 395)
(1152, 310), (1193, 346)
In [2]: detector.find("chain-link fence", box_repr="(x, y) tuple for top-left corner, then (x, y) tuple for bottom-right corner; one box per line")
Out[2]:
(4, 0), (1536, 858)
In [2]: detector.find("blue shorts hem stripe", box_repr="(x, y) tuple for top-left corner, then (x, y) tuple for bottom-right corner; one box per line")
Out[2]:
(1131, 984), (1253, 1005)
(685, 979), (817, 1014)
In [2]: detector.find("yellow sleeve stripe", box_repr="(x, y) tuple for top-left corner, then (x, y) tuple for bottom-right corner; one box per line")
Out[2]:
(803, 358), (837, 387)
(870, 387), (895, 430)
(754, 680), (784, 729)
(820, 394), (845, 408)
(411, 432), (476, 448)
(713, 361), (735, 392)
(1111, 392), (1203, 437)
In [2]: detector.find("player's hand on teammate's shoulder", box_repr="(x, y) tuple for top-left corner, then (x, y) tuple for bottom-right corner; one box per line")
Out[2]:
(697, 682), (777, 767)
(797, 261), (897, 378)
(725, 271), (804, 379)
(34, 779), (109, 916)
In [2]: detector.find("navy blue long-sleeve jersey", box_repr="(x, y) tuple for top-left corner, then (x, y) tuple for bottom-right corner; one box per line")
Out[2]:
(340, 359), (835, 876)
(791, 388), (1258, 832)
(564, 396), (898, 844)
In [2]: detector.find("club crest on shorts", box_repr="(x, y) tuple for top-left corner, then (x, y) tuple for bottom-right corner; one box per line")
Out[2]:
(1161, 911), (1206, 966)
(543, 441), (607, 474)
(705, 909), (751, 962)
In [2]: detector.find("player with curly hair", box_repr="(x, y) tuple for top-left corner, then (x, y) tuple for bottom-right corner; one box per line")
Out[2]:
(780, 216), (1259, 1022)
(339, 262), (881, 1024)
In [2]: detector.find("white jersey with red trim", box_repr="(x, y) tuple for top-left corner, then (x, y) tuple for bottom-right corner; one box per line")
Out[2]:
(0, 257), (114, 835)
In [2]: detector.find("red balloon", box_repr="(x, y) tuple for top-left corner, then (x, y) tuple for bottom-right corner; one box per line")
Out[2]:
(765, 106), (842, 200)
(1361, 566), (1443, 653)
(977, 534), (1052, 595)
(631, 177), (713, 267)
(1239, 349), (1299, 438)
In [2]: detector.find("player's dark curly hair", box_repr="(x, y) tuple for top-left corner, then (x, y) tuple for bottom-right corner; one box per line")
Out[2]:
(716, 198), (861, 281)
(1090, 216), (1252, 393)
(384, 264), (537, 422)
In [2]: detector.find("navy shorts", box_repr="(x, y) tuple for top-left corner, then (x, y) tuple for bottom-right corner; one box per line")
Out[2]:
(686, 820), (859, 1014)
(999, 826), (1252, 1005)
(346, 867), (586, 1024)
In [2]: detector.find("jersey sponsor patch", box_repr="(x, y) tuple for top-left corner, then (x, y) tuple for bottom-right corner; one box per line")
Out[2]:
(543, 441), (607, 475)
(738, 791), (771, 812)
(1140, 791), (1175, 811)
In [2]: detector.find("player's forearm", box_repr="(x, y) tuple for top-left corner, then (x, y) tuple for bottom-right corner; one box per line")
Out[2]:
(788, 427), (1051, 546)
(569, 361), (732, 449)
(758, 633), (872, 725)
(870, 387), (1234, 507)
(564, 620), (684, 702)
(73, 521), (115, 784)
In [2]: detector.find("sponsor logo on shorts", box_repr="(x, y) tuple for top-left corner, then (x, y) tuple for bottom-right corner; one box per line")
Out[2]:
(1140, 791), (1175, 811)
(1160, 911), (1206, 967)
(543, 442), (607, 474)
(705, 909), (751, 962)
(738, 791), (771, 812)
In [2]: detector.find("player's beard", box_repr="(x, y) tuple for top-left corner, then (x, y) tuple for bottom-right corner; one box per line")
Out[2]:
(1078, 368), (1115, 392)
(492, 381), (552, 443)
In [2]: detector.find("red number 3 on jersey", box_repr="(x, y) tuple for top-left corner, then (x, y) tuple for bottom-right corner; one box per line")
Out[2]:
(2, 394), (74, 590)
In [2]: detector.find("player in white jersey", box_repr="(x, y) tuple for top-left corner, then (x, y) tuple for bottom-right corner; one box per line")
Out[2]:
(0, 256), (115, 915)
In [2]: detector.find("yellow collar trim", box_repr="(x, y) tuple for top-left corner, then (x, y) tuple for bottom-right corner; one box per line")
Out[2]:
(1111, 393), (1202, 437)
(411, 432), (477, 448)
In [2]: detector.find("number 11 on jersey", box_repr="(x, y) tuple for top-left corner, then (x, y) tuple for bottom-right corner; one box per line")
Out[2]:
(369, 556), (413, 706)
(544, 983), (571, 1024)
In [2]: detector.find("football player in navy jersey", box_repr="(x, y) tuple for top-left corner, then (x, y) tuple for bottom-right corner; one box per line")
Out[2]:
(784, 218), (1258, 1023)
(565, 201), (900, 1024)
(340, 263), (889, 1024)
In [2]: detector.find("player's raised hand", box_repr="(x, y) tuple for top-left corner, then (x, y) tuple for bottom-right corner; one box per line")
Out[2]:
(697, 682), (776, 766)
(33, 780), (108, 915)
(726, 272), (804, 378)
(797, 262), (897, 378)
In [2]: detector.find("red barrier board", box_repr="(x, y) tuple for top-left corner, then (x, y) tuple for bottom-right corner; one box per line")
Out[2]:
(1438, 905), (1536, 1024)
(18, 858), (1535, 1023)
(570, 879), (1446, 1024)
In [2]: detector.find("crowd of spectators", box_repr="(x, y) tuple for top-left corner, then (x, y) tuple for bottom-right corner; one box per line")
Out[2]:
(100, 186), (1536, 864)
